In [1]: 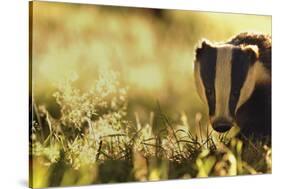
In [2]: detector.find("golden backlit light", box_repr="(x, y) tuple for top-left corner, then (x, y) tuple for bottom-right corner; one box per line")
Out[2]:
(30, 1), (271, 188)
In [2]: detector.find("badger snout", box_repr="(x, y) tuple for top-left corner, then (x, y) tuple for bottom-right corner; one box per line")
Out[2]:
(211, 118), (233, 133)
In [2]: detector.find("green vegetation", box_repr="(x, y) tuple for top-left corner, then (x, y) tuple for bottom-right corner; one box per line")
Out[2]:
(30, 2), (272, 188)
(30, 70), (271, 188)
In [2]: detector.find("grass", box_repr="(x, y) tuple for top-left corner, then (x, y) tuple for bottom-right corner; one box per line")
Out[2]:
(30, 3), (272, 187)
(29, 70), (271, 188)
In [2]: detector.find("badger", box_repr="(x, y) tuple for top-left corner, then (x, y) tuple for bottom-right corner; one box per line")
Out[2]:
(194, 32), (271, 140)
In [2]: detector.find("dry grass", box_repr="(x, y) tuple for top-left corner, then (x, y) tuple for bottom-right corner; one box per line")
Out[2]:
(30, 2), (271, 188)
(30, 70), (271, 188)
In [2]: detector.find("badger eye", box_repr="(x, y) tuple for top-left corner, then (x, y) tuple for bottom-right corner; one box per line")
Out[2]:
(231, 91), (239, 98)
(206, 88), (212, 95)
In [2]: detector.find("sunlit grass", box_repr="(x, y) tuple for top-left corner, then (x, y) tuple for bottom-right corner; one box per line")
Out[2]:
(30, 70), (271, 188)
(30, 1), (271, 188)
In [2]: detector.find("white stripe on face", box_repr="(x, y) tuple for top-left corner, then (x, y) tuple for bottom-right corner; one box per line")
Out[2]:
(214, 46), (233, 120)
(194, 61), (208, 104)
(235, 61), (260, 112)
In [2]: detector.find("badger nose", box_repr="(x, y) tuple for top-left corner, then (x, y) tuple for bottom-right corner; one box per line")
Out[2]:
(212, 119), (232, 133)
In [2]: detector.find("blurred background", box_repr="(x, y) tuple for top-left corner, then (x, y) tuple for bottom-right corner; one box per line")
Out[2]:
(30, 1), (272, 187)
(31, 1), (271, 128)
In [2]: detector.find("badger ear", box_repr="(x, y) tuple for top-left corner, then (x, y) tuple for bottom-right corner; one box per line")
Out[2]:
(195, 39), (213, 59)
(243, 45), (259, 64)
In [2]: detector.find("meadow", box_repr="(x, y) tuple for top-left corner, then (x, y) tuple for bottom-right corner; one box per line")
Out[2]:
(29, 2), (272, 188)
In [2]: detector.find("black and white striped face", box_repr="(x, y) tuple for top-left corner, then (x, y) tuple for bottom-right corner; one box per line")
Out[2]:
(194, 40), (258, 133)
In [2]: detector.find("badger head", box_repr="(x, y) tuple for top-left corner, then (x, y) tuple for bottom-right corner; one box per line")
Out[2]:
(194, 40), (259, 133)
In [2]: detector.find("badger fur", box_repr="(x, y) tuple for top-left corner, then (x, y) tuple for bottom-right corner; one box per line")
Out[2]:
(194, 32), (271, 140)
